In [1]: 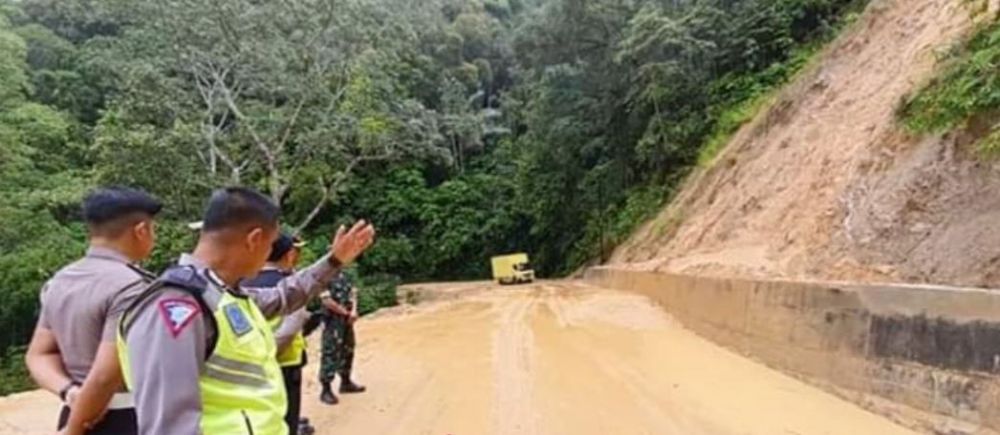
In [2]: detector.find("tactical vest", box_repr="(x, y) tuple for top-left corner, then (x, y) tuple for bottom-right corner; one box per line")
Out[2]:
(118, 266), (288, 435)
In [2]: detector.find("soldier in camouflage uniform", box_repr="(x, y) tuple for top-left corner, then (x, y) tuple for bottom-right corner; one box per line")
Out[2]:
(318, 272), (366, 405)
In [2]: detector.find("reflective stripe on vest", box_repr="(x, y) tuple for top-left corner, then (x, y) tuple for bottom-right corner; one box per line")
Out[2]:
(119, 289), (288, 435)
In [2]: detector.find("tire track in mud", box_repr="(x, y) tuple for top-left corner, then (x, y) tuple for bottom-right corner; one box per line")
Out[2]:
(534, 283), (706, 434)
(491, 289), (539, 434)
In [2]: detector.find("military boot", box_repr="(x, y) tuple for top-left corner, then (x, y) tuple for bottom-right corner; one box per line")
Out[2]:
(298, 417), (316, 435)
(339, 374), (367, 394)
(319, 382), (339, 405)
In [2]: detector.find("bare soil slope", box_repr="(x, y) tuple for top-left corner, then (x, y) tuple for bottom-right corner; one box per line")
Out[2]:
(611, 0), (1000, 288)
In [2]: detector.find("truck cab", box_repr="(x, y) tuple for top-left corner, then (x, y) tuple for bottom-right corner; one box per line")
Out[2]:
(491, 253), (536, 285)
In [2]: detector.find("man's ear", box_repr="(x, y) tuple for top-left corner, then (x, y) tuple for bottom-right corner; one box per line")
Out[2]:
(247, 227), (265, 248)
(133, 220), (150, 239)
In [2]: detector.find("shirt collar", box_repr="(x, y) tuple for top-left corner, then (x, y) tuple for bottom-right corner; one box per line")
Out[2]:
(178, 253), (245, 295)
(206, 269), (236, 293)
(86, 246), (131, 264)
(177, 253), (208, 270)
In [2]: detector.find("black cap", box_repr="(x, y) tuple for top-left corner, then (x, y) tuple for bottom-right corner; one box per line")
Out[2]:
(268, 232), (304, 262)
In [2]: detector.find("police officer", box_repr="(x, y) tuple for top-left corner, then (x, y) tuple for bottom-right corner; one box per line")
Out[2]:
(243, 232), (317, 435)
(117, 187), (374, 434)
(26, 186), (162, 435)
(318, 272), (366, 405)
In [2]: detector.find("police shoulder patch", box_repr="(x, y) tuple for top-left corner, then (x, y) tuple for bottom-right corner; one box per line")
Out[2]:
(223, 303), (253, 337)
(158, 298), (201, 338)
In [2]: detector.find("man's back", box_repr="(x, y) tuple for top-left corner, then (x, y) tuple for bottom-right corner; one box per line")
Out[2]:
(244, 267), (287, 288)
(39, 247), (148, 384)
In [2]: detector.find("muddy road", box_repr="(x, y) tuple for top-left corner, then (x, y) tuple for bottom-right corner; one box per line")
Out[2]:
(0, 281), (913, 434)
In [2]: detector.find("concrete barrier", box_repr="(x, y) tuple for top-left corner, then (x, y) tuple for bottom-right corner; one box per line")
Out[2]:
(584, 267), (1000, 434)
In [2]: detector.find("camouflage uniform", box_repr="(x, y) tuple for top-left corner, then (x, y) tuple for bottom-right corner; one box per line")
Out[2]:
(319, 273), (356, 384)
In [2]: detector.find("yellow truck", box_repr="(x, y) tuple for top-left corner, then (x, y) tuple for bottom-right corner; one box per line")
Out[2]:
(491, 253), (535, 285)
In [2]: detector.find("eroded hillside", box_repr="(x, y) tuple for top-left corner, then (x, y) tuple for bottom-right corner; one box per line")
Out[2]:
(612, 0), (1000, 288)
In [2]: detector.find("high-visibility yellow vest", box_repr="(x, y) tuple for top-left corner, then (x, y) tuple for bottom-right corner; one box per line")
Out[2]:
(119, 271), (287, 435)
(269, 315), (307, 367)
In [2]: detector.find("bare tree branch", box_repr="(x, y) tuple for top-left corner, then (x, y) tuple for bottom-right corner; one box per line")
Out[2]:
(277, 97), (308, 156)
(293, 151), (399, 232)
(213, 69), (286, 199)
(190, 65), (249, 183)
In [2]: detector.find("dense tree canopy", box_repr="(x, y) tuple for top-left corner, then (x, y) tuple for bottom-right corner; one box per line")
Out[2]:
(0, 0), (862, 393)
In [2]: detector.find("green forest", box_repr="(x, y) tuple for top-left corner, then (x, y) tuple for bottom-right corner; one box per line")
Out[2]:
(0, 0), (862, 393)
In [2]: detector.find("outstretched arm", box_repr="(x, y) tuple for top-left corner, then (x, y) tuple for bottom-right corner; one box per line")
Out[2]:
(246, 220), (375, 318)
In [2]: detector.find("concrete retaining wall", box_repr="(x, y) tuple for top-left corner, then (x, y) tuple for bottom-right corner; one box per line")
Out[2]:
(584, 267), (1000, 434)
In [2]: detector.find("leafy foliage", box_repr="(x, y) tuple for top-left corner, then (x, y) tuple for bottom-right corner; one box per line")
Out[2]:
(0, 347), (32, 396)
(505, 0), (862, 274)
(0, 0), (863, 394)
(354, 273), (402, 316)
(899, 19), (1000, 155)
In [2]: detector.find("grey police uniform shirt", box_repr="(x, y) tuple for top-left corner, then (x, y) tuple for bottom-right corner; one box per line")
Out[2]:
(123, 253), (339, 435)
(274, 308), (310, 352)
(37, 246), (150, 386)
(244, 267), (311, 353)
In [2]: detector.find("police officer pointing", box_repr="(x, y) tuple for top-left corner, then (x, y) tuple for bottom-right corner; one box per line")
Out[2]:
(116, 187), (374, 434)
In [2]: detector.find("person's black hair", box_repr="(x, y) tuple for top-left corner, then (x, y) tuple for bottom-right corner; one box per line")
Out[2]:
(268, 232), (296, 262)
(82, 187), (162, 236)
(201, 187), (280, 233)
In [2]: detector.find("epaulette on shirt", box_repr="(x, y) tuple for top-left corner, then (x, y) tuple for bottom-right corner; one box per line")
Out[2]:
(158, 265), (209, 293)
(112, 264), (158, 299)
(120, 265), (219, 357)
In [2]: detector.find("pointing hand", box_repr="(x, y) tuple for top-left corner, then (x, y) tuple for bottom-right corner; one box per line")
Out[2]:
(330, 220), (375, 266)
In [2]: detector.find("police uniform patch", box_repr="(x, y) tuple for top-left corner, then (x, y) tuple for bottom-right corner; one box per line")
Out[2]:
(223, 303), (253, 337)
(158, 299), (200, 338)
